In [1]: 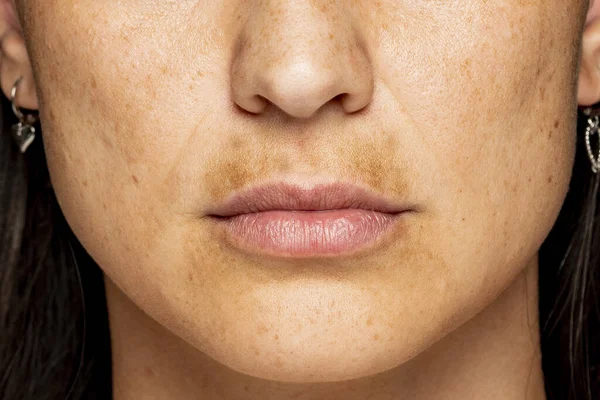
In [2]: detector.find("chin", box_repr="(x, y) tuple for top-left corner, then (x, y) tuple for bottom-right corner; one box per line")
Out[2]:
(212, 330), (410, 383)
(188, 287), (424, 384)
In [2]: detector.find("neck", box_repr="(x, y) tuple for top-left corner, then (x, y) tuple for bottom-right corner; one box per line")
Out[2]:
(106, 255), (546, 400)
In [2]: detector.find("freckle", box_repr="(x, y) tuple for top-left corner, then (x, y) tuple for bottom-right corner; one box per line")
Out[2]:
(82, 180), (89, 187)
(274, 334), (279, 340)
(373, 334), (380, 341)
(548, 176), (553, 183)
(554, 120), (559, 128)
(461, 58), (472, 79)
(187, 272), (193, 282)
(132, 174), (139, 184)
(254, 350), (260, 356)
(230, 136), (243, 150)
(257, 323), (268, 335)
(100, 133), (115, 150)
(461, 217), (466, 222)
(366, 316), (374, 326)
(90, 77), (97, 89)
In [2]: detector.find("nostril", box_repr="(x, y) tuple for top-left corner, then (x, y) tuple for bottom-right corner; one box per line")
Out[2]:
(234, 94), (269, 115)
(332, 93), (345, 102)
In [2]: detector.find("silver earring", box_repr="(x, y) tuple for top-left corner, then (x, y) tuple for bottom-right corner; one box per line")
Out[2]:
(583, 106), (600, 174)
(10, 76), (38, 153)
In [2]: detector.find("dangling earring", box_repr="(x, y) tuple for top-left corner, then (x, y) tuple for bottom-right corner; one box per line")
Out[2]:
(582, 106), (600, 173)
(10, 76), (39, 153)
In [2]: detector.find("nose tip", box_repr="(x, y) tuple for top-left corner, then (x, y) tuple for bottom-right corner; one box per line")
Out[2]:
(230, 4), (374, 120)
(233, 55), (373, 119)
(234, 57), (370, 118)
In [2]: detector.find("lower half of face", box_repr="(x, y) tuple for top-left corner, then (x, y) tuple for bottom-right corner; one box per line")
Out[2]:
(24, 0), (581, 382)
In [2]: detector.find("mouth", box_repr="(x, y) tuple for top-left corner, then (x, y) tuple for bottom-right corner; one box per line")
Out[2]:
(206, 182), (416, 258)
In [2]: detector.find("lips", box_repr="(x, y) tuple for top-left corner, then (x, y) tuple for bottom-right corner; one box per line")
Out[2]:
(206, 182), (413, 257)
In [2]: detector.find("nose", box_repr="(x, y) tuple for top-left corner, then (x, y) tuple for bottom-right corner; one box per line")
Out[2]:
(231, 2), (374, 119)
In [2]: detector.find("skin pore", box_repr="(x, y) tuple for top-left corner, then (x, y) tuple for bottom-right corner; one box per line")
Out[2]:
(3, 0), (600, 398)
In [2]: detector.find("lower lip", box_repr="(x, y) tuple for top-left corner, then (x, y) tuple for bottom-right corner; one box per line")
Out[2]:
(214, 209), (402, 257)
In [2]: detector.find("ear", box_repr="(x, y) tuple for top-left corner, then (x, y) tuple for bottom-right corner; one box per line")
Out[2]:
(578, 0), (600, 106)
(0, 0), (37, 110)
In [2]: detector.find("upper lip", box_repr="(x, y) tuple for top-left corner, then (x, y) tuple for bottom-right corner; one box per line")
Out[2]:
(207, 182), (412, 217)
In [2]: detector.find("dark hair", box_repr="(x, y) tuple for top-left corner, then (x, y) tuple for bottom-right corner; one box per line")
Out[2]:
(0, 95), (599, 399)
(0, 96), (111, 399)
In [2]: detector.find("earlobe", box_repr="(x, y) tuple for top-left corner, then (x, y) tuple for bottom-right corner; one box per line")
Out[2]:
(0, 2), (37, 111)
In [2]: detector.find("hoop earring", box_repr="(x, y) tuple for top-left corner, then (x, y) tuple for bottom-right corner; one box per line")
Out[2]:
(582, 106), (600, 174)
(10, 76), (39, 153)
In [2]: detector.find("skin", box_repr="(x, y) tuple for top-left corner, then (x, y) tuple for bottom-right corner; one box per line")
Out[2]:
(2, 0), (600, 398)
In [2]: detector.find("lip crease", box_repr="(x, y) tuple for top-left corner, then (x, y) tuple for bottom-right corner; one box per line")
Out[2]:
(207, 182), (414, 257)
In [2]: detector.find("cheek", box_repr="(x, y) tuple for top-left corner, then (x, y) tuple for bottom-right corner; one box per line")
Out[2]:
(444, 8), (578, 252)
(24, 2), (217, 274)
(376, 0), (578, 255)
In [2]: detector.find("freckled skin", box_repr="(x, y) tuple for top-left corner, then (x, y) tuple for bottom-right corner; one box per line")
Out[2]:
(6, 0), (593, 398)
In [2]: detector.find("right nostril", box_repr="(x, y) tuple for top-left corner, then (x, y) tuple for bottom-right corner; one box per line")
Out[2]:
(235, 94), (268, 115)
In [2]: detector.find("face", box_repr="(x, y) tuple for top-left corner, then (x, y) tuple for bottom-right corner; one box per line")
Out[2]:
(15, 0), (584, 382)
